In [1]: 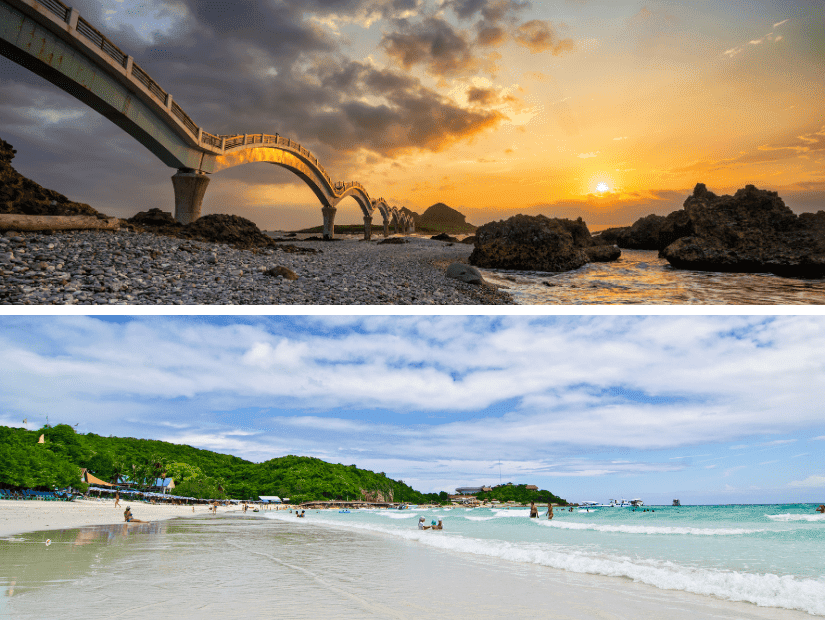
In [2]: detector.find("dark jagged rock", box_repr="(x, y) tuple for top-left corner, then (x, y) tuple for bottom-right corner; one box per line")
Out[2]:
(616, 214), (667, 250)
(660, 184), (825, 278)
(585, 244), (622, 262)
(378, 237), (408, 244)
(658, 208), (695, 251)
(0, 138), (107, 218)
(128, 208), (182, 231)
(592, 227), (626, 246)
(470, 215), (593, 272)
(461, 235), (477, 244)
(431, 233), (459, 242)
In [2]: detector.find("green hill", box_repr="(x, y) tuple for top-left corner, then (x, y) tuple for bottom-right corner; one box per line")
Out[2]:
(0, 424), (432, 503)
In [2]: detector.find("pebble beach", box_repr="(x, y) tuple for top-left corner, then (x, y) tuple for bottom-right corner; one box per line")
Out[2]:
(0, 230), (513, 305)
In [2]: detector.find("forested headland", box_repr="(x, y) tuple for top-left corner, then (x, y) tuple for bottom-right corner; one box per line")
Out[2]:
(0, 424), (431, 503)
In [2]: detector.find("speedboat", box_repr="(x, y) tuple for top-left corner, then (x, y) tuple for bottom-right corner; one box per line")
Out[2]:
(629, 498), (644, 507)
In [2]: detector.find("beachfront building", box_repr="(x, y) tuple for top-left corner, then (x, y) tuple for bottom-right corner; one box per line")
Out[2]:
(149, 478), (175, 494)
(259, 496), (282, 504)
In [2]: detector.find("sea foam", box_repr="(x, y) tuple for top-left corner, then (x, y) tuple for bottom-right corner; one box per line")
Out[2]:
(533, 520), (763, 536)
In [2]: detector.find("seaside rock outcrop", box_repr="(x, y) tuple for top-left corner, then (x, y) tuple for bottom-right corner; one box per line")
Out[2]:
(469, 215), (593, 272)
(0, 138), (106, 218)
(446, 263), (484, 285)
(660, 184), (825, 277)
(616, 214), (667, 250)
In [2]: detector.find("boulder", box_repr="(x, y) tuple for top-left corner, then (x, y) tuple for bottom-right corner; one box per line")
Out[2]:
(446, 263), (484, 285)
(461, 235), (477, 245)
(265, 266), (299, 280)
(469, 214), (590, 272)
(660, 184), (825, 277)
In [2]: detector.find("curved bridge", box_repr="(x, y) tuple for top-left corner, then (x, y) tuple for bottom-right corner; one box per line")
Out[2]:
(0, 0), (415, 238)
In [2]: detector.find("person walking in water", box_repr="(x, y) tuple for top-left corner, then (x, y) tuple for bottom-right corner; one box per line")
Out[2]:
(530, 501), (538, 518)
(546, 504), (554, 520)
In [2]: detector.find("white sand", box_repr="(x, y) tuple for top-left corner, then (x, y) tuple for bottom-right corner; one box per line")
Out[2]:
(0, 498), (284, 536)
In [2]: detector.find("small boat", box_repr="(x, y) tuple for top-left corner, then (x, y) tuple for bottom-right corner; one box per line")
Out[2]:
(629, 498), (644, 507)
(673, 499), (681, 506)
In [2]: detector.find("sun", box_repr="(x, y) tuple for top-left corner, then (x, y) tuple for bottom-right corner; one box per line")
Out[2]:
(596, 182), (609, 193)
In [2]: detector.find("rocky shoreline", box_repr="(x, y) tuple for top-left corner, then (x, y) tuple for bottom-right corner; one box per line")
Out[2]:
(0, 230), (514, 305)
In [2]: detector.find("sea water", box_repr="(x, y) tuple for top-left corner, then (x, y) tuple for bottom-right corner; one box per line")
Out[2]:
(478, 249), (825, 304)
(1, 504), (823, 619)
(266, 503), (825, 615)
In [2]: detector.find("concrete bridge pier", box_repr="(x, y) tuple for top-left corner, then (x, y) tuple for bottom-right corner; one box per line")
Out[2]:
(383, 218), (390, 237)
(363, 215), (372, 241)
(172, 170), (210, 224)
(322, 206), (337, 240)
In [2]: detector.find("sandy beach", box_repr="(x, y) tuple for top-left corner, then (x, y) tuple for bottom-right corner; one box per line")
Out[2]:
(0, 498), (274, 537)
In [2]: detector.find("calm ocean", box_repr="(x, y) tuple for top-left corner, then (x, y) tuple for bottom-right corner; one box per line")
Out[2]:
(478, 249), (825, 304)
(2, 504), (823, 618)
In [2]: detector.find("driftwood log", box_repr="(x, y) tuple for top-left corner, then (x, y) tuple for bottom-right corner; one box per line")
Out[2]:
(0, 214), (121, 232)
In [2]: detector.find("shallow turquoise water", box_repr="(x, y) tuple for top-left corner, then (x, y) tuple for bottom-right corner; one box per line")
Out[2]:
(267, 503), (825, 614)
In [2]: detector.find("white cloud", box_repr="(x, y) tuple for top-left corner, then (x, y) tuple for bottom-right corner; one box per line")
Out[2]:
(788, 475), (825, 488)
(578, 151), (600, 158)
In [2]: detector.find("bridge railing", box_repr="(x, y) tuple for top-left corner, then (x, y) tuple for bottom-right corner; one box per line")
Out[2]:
(39, 0), (68, 22)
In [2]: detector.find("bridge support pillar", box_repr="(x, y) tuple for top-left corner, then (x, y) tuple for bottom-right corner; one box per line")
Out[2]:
(383, 219), (390, 237)
(322, 206), (337, 240)
(172, 170), (210, 224)
(363, 215), (373, 241)
(393, 220), (399, 235)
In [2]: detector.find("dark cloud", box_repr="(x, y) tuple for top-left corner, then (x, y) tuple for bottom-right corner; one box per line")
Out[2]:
(514, 20), (575, 54)
(0, 0), (511, 227)
(380, 17), (479, 76)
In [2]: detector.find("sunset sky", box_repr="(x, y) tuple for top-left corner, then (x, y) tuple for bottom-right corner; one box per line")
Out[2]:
(0, 0), (822, 230)
(2, 315), (825, 505)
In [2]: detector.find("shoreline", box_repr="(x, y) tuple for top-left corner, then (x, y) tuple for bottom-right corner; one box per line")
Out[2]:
(0, 229), (513, 305)
(0, 498), (283, 537)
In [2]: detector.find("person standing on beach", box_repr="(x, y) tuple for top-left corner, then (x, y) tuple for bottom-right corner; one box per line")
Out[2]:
(530, 502), (538, 518)
(114, 491), (120, 508)
(546, 504), (554, 520)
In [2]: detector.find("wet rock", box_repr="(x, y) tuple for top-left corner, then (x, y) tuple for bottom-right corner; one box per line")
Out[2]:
(660, 184), (825, 277)
(446, 263), (484, 285)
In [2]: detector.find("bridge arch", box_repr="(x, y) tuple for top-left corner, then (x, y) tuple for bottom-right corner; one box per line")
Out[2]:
(0, 0), (391, 238)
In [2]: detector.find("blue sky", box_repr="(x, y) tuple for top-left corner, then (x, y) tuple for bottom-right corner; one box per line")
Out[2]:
(1, 315), (823, 504)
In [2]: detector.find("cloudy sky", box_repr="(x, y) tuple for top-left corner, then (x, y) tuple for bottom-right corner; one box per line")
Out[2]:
(1, 314), (823, 504)
(0, 0), (822, 230)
